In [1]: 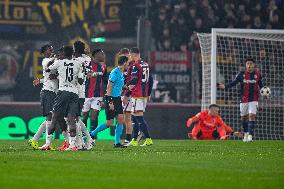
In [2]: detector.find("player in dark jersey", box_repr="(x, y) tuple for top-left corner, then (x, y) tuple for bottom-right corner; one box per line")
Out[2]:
(82, 49), (108, 135)
(126, 47), (154, 147)
(219, 58), (264, 142)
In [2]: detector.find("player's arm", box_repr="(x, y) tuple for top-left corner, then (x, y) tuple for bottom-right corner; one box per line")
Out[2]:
(186, 113), (201, 128)
(102, 66), (108, 86)
(258, 74), (264, 89)
(128, 65), (139, 91)
(148, 69), (154, 96)
(219, 72), (242, 90)
(46, 60), (60, 72)
(105, 71), (116, 110)
(77, 64), (84, 85)
(217, 117), (234, 134)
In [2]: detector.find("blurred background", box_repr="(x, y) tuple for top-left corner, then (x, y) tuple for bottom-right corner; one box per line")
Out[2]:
(1, 0), (283, 103)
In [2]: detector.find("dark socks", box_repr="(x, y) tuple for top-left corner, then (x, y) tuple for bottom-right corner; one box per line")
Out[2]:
(248, 121), (255, 135)
(126, 134), (132, 141)
(132, 116), (139, 140)
(135, 116), (150, 138)
(242, 121), (248, 132)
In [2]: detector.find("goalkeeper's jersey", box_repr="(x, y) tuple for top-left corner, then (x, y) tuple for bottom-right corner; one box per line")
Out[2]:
(225, 70), (263, 103)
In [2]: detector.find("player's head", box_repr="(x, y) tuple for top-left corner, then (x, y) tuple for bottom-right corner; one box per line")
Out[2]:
(130, 47), (140, 61)
(85, 46), (91, 55)
(73, 40), (85, 55)
(92, 49), (105, 62)
(118, 55), (129, 69)
(40, 44), (53, 58)
(208, 104), (220, 116)
(56, 46), (64, 60)
(118, 48), (130, 56)
(245, 58), (255, 73)
(63, 46), (74, 59)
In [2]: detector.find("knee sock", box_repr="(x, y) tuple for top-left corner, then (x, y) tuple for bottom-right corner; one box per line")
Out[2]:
(242, 121), (248, 133)
(90, 117), (98, 132)
(135, 116), (151, 138)
(33, 121), (46, 141)
(90, 124), (107, 139)
(132, 116), (139, 140)
(248, 121), (256, 135)
(115, 124), (123, 144)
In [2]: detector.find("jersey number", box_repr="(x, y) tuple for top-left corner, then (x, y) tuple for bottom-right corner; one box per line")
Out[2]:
(65, 67), (74, 82)
(142, 67), (149, 83)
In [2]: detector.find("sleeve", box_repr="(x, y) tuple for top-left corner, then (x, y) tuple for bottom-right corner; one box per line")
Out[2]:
(189, 112), (202, 123)
(108, 71), (116, 83)
(102, 66), (108, 86)
(217, 116), (233, 133)
(48, 60), (60, 71)
(258, 74), (264, 89)
(78, 64), (84, 79)
(129, 65), (139, 85)
(148, 69), (154, 96)
(225, 72), (242, 89)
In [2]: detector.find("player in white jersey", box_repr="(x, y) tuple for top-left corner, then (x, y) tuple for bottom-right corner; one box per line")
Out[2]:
(28, 45), (58, 150)
(70, 41), (93, 150)
(40, 46), (84, 151)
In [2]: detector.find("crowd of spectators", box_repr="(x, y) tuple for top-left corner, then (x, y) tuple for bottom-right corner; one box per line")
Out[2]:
(149, 0), (284, 51)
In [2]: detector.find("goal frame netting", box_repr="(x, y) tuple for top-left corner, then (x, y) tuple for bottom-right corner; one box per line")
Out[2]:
(198, 28), (284, 140)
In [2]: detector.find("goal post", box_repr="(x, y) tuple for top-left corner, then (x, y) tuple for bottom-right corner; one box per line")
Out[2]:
(197, 28), (284, 140)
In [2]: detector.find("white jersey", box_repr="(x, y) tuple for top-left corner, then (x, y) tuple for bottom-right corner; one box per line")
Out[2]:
(42, 57), (58, 93)
(75, 54), (92, 98)
(48, 58), (83, 95)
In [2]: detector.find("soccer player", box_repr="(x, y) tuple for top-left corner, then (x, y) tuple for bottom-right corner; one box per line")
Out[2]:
(118, 48), (134, 145)
(186, 104), (234, 140)
(90, 55), (129, 148)
(218, 58), (263, 142)
(28, 44), (58, 149)
(127, 47), (154, 147)
(82, 49), (108, 135)
(40, 46), (84, 151)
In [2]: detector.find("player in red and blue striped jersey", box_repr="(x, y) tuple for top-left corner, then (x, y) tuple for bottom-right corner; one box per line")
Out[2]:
(82, 49), (108, 133)
(219, 58), (264, 142)
(126, 47), (154, 147)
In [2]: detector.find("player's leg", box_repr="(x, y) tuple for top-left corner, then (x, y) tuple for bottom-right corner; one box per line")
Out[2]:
(123, 97), (133, 145)
(66, 93), (80, 151)
(28, 121), (46, 149)
(89, 97), (102, 135)
(191, 124), (202, 140)
(58, 116), (70, 150)
(240, 102), (249, 142)
(112, 97), (125, 148)
(38, 90), (57, 150)
(79, 119), (93, 150)
(247, 101), (258, 142)
(75, 98), (85, 149)
(82, 98), (91, 127)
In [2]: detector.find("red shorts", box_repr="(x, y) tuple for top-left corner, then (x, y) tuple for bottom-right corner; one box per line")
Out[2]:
(191, 125), (226, 140)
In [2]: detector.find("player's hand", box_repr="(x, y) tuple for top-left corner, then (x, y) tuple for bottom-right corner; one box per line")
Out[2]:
(218, 83), (225, 89)
(186, 118), (192, 128)
(109, 102), (114, 110)
(87, 72), (93, 79)
(122, 96), (129, 106)
(33, 78), (40, 86)
(100, 101), (106, 109)
(128, 85), (135, 91)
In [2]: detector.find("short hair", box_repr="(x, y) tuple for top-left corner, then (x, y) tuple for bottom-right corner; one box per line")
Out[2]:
(245, 58), (255, 63)
(209, 104), (220, 109)
(73, 41), (85, 54)
(92, 49), (104, 57)
(118, 56), (128, 66)
(63, 46), (74, 58)
(130, 47), (140, 54)
(40, 44), (52, 54)
(118, 48), (130, 55)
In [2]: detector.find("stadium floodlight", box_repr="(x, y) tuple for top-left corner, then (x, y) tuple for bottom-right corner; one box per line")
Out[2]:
(197, 28), (284, 140)
(91, 37), (106, 43)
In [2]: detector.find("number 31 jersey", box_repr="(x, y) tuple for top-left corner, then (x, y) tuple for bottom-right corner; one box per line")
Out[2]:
(130, 60), (150, 98)
(48, 58), (83, 95)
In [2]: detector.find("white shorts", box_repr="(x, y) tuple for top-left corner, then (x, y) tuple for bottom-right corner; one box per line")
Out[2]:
(240, 101), (258, 116)
(82, 97), (103, 112)
(131, 98), (147, 113)
(122, 97), (132, 113)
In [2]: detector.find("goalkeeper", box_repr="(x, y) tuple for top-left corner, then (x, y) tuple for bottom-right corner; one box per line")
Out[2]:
(186, 104), (234, 140)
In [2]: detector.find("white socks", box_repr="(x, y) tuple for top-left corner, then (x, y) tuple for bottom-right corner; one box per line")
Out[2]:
(79, 119), (92, 141)
(32, 121), (46, 141)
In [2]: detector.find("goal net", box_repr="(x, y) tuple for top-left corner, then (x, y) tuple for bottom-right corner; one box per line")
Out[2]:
(197, 29), (284, 140)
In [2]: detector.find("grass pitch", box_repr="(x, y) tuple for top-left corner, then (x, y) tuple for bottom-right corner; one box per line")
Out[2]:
(0, 140), (283, 189)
